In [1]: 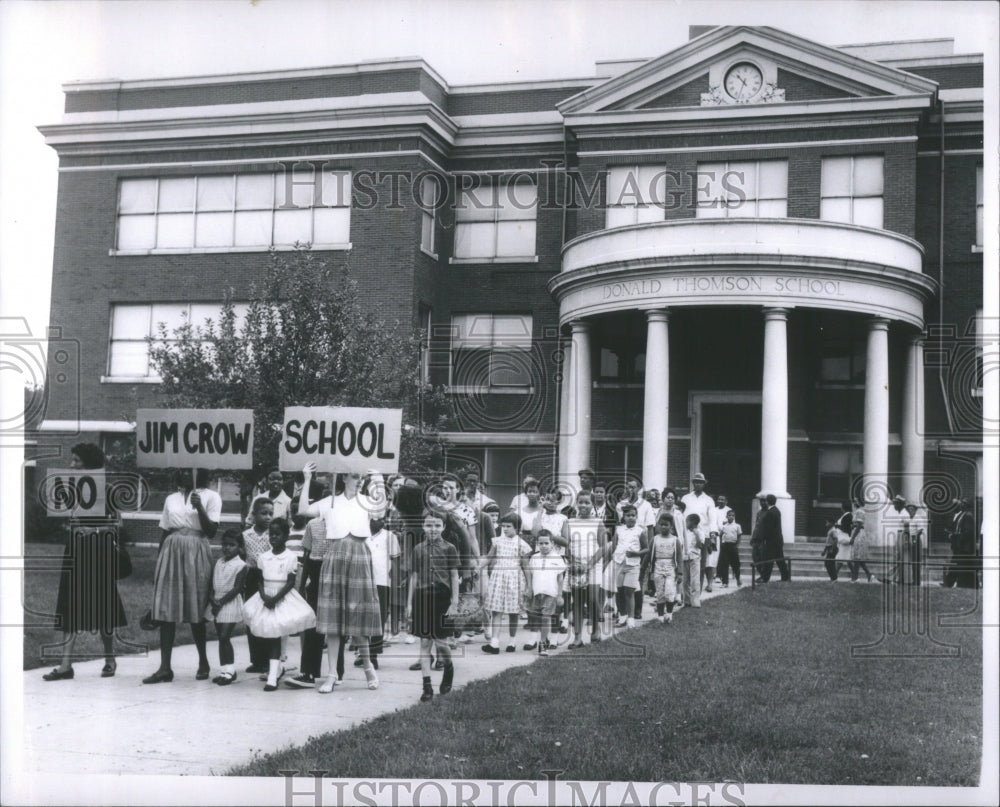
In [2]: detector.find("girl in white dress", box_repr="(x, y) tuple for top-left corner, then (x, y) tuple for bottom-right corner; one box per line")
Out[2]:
(481, 512), (531, 653)
(207, 529), (247, 685)
(242, 518), (316, 690)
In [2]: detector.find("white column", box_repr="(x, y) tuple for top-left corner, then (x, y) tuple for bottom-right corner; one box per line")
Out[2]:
(758, 307), (795, 539)
(760, 308), (789, 497)
(901, 336), (925, 505)
(642, 310), (670, 491)
(863, 317), (891, 544)
(558, 336), (572, 480)
(564, 320), (592, 481)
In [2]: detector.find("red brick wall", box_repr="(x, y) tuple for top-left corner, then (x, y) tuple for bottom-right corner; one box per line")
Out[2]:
(636, 74), (709, 108)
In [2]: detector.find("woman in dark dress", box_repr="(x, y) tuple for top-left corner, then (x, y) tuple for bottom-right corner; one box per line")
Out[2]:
(43, 443), (127, 680)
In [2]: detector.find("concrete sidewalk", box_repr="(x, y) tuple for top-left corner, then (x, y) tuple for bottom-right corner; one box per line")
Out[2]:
(22, 587), (737, 776)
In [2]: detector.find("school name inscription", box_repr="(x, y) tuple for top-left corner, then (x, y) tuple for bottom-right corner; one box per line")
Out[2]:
(602, 275), (847, 299)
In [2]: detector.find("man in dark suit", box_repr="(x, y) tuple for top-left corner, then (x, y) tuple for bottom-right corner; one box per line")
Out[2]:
(755, 494), (790, 582)
(750, 495), (767, 582)
(942, 497), (978, 589)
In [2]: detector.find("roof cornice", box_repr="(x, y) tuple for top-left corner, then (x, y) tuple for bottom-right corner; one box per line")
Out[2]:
(62, 57), (451, 95)
(557, 26), (939, 114)
(564, 94), (932, 136)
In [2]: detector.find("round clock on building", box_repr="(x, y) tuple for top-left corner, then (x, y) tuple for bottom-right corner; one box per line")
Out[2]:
(724, 62), (764, 102)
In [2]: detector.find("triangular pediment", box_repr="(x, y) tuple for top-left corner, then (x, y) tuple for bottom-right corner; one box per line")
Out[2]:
(558, 26), (938, 114)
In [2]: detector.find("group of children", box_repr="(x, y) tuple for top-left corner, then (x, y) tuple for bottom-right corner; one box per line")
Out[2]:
(475, 483), (742, 657)
(201, 487), (461, 703)
(200, 471), (742, 702)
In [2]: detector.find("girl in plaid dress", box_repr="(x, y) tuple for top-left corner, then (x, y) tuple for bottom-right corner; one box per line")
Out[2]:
(315, 530), (382, 694)
(481, 512), (531, 653)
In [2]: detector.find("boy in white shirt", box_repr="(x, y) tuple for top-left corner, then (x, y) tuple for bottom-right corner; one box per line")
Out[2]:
(612, 504), (649, 628)
(525, 530), (567, 656)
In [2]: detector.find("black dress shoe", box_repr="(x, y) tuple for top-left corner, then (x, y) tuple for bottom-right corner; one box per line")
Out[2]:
(420, 687), (434, 702)
(142, 670), (174, 684)
(482, 644), (500, 654)
(43, 667), (74, 681)
(101, 661), (117, 678)
(196, 667), (211, 680)
(245, 663), (268, 674)
(439, 664), (454, 695)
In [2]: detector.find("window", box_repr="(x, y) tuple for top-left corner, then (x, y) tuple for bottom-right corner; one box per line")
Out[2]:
(819, 339), (867, 384)
(107, 302), (248, 379)
(820, 156), (883, 228)
(593, 314), (647, 385)
(420, 175), (440, 256)
(817, 446), (863, 501)
(605, 166), (666, 228)
(975, 164), (984, 249)
(450, 313), (533, 390)
(418, 304), (432, 385)
(116, 170), (351, 252)
(696, 160), (788, 218)
(453, 177), (536, 260)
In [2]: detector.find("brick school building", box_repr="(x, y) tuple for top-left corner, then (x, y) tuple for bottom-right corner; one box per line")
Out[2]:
(36, 26), (984, 541)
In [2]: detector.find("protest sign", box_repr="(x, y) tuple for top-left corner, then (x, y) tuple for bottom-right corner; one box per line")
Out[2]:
(135, 408), (254, 469)
(44, 470), (106, 517)
(280, 406), (401, 474)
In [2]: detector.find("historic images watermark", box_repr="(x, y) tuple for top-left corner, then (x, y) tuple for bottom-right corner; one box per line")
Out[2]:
(260, 160), (750, 216)
(281, 772), (747, 807)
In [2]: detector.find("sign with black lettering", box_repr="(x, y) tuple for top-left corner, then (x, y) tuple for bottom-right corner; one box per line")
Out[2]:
(135, 408), (255, 469)
(280, 406), (401, 474)
(44, 470), (106, 517)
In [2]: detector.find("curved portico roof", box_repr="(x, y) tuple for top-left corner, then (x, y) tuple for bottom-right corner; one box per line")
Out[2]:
(549, 219), (936, 329)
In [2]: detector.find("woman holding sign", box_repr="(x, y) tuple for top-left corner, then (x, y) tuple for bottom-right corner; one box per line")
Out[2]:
(143, 468), (220, 684)
(43, 443), (127, 681)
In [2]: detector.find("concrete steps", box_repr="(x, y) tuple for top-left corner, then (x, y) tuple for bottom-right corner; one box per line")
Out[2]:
(727, 540), (950, 581)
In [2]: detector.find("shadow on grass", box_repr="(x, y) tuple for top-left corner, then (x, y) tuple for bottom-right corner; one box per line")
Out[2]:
(228, 583), (982, 785)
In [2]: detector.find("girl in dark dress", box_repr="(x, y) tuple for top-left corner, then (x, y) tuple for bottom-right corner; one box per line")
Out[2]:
(43, 443), (127, 681)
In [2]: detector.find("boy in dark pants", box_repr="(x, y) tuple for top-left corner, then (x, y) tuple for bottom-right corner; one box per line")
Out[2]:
(407, 512), (459, 702)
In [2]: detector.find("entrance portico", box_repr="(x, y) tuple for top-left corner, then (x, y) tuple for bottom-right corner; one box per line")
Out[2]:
(550, 218), (936, 539)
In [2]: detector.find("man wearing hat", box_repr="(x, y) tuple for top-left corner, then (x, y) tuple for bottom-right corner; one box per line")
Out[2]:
(943, 498), (978, 589)
(883, 494), (913, 584)
(681, 474), (720, 592)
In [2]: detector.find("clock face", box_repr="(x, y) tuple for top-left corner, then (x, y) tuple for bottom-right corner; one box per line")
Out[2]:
(724, 62), (764, 102)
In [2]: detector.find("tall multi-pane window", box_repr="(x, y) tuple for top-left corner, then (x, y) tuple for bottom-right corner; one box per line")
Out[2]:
(975, 164), (984, 249)
(820, 156), (884, 228)
(605, 166), (666, 228)
(420, 175), (441, 255)
(418, 304), (433, 385)
(452, 177), (536, 260)
(817, 446), (863, 501)
(107, 302), (248, 379)
(450, 313), (533, 389)
(696, 160), (788, 218)
(116, 170), (351, 252)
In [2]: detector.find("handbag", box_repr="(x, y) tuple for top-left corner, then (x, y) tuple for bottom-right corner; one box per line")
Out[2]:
(114, 540), (133, 580)
(444, 590), (486, 632)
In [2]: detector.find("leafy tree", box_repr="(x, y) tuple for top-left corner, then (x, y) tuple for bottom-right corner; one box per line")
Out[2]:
(148, 247), (451, 514)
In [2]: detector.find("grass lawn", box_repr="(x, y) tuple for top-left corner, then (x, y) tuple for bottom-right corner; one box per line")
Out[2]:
(229, 583), (983, 785)
(22, 542), (239, 671)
